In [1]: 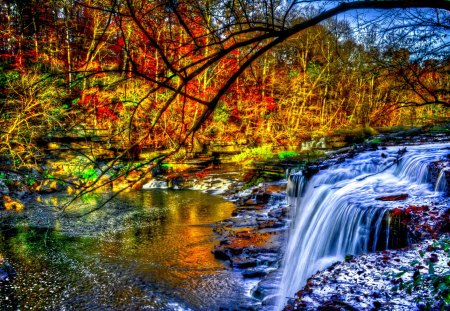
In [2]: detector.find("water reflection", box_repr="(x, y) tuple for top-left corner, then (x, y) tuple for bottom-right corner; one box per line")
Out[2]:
(0, 190), (253, 310)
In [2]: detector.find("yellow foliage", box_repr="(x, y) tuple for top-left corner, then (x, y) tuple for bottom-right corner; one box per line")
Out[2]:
(3, 196), (24, 211)
(49, 180), (59, 191)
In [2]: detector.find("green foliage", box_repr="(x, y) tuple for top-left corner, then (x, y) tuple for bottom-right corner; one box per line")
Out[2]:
(78, 168), (98, 182)
(231, 146), (274, 163)
(392, 237), (450, 310)
(429, 124), (450, 133)
(0, 70), (20, 86)
(25, 175), (36, 186)
(368, 138), (382, 144)
(43, 171), (55, 179)
(306, 61), (321, 77)
(288, 70), (299, 78)
(278, 150), (298, 159)
(213, 104), (230, 123)
(241, 176), (265, 190)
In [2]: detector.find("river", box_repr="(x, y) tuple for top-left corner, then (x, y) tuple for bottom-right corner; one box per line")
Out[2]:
(0, 189), (258, 310)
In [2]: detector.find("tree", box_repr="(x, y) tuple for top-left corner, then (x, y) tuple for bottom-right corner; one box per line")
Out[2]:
(1, 0), (450, 207)
(101, 0), (450, 147)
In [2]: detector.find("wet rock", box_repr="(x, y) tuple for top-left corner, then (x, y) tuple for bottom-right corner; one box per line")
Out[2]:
(231, 257), (258, 268)
(244, 199), (258, 205)
(268, 208), (283, 219)
(373, 301), (382, 309)
(231, 210), (240, 217)
(212, 244), (244, 260)
(376, 194), (408, 201)
(212, 247), (231, 260)
(242, 268), (268, 278)
(256, 192), (272, 204)
(256, 253), (280, 266)
(213, 180), (288, 307)
(237, 205), (266, 212)
(257, 218), (285, 229)
(318, 300), (359, 311)
(218, 302), (259, 311)
(228, 218), (259, 228)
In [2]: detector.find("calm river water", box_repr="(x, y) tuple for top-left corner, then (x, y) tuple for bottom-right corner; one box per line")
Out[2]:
(0, 190), (258, 310)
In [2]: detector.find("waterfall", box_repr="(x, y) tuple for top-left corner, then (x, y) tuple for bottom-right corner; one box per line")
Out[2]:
(435, 168), (449, 193)
(276, 143), (450, 309)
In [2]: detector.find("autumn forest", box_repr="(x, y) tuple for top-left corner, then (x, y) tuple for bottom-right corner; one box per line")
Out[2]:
(1, 0), (450, 167)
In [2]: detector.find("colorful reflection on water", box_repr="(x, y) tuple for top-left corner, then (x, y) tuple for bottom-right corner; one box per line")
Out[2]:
(0, 190), (256, 310)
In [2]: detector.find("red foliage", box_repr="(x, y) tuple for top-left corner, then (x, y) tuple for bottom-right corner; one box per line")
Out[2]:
(77, 93), (123, 122)
(265, 97), (278, 112)
(390, 208), (404, 217)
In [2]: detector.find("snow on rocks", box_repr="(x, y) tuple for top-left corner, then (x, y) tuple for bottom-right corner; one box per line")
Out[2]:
(285, 237), (450, 310)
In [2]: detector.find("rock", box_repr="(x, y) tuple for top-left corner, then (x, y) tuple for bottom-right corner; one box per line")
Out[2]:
(257, 218), (285, 229)
(244, 199), (258, 205)
(256, 254), (280, 266)
(212, 246), (232, 260)
(373, 301), (382, 308)
(213, 242), (245, 259)
(268, 208), (283, 219)
(230, 257), (258, 268)
(242, 268), (268, 278)
(376, 194), (408, 201)
(318, 300), (359, 311)
(255, 192), (272, 204)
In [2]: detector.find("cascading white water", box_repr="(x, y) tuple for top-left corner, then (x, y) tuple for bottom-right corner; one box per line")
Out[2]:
(435, 168), (449, 193)
(276, 143), (450, 310)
